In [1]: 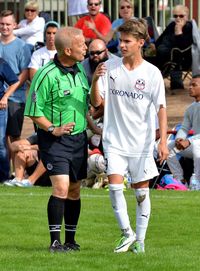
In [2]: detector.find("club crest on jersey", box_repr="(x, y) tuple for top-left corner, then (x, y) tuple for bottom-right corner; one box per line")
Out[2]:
(135, 79), (145, 91)
(31, 91), (37, 102)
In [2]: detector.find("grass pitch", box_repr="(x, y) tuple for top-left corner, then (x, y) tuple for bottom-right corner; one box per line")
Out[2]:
(0, 186), (199, 271)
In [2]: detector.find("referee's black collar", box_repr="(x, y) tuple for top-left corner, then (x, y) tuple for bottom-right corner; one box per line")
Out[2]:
(53, 54), (81, 76)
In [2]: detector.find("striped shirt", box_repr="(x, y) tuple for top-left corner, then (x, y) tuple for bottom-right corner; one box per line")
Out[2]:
(24, 57), (89, 135)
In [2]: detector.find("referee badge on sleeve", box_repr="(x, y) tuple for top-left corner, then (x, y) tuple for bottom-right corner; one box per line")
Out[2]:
(31, 91), (37, 102)
(63, 90), (70, 96)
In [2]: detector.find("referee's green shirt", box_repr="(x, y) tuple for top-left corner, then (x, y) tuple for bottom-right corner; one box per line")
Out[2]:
(24, 59), (89, 135)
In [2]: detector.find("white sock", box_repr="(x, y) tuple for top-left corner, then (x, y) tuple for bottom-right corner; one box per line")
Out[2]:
(135, 188), (151, 243)
(109, 183), (133, 236)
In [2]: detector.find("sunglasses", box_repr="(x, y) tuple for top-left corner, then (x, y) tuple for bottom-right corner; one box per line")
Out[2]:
(88, 3), (100, 6)
(189, 83), (200, 88)
(89, 49), (106, 56)
(173, 14), (185, 18)
(120, 5), (131, 9)
(25, 9), (37, 12)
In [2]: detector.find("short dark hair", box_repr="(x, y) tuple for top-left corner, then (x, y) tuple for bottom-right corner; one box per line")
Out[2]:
(0, 10), (15, 18)
(192, 74), (200, 79)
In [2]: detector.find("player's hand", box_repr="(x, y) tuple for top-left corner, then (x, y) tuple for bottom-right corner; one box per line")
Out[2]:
(157, 142), (169, 165)
(92, 63), (107, 82)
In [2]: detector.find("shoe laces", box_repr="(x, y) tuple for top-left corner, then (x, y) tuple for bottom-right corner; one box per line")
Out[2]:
(115, 235), (127, 246)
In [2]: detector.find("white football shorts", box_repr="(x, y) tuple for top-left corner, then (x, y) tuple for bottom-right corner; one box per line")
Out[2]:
(105, 152), (158, 183)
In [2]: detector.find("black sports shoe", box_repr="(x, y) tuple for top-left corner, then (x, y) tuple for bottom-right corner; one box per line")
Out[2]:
(64, 242), (80, 251)
(49, 240), (66, 253)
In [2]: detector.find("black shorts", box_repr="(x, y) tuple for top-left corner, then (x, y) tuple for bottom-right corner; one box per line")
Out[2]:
(38, 129), (88, 182)
(6, 101), (25, 138)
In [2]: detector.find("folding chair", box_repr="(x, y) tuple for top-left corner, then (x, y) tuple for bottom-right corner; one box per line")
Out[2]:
(161, 46), (192, 81)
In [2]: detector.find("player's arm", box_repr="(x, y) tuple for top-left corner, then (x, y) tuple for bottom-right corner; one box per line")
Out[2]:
(90, 63), (106, 108)
(157, 105), (169, 164)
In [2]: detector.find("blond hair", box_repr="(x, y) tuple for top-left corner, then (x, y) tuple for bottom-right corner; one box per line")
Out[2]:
(119, 0), (133, 8)
(173, 5), (189, 16)
(25, 1), (39, 12)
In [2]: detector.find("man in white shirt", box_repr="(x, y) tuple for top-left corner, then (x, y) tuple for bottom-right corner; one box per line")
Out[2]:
(167, 75), (200, 188)
(28, 21), (59, 81)
(91, 19), (168, 254)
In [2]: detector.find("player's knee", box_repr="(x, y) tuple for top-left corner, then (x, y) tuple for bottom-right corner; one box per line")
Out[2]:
(68, 182), (81, 200)
(135, 188), (148, 204)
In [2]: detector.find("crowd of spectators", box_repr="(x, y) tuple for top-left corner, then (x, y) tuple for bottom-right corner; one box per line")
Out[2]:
(0, 0), (199, 190)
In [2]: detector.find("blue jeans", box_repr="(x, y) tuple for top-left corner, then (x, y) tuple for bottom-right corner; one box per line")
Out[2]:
(0, 108), (10, 181)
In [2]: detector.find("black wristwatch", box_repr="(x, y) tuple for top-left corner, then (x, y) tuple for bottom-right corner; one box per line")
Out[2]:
(47, 125), (55, 134)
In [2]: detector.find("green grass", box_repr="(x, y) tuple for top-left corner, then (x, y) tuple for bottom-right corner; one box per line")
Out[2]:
(0, 186), (199, 271)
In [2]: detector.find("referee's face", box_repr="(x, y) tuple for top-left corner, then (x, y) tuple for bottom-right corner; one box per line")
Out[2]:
(70, 34), (87, 62)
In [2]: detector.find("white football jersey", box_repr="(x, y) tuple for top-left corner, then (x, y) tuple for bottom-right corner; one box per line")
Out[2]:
(98, 58), (166, 157)
(28, 46), (57, 70)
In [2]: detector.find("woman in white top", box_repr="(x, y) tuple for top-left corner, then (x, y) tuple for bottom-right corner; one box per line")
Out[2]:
(106, 0), (135, 55)
(13, 1), (45, 50)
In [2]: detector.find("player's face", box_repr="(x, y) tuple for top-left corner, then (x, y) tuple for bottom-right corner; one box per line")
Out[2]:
(46, 26), (57, 48)
(0, 15), (16, 37)
(119, 32), (144, 58)
(70, 34), (87, 62)
(188, 78), (200, 100)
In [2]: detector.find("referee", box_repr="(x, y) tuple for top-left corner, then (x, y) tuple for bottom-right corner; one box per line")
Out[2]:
(24, 27), (89, 252)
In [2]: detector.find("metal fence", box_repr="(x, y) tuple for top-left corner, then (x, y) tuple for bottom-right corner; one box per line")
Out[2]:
(0, 0), (199, 31)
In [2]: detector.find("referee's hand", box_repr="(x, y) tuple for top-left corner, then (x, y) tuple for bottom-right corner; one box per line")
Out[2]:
(52, 122), (75, 137)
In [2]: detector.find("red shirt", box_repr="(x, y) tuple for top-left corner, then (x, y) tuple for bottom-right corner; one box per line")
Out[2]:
(75, 13), (111, 39)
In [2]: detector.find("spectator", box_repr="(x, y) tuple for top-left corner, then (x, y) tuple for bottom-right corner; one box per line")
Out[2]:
(91, 19), (168, 254)
(3, 133), (49, 187)
(68, 0), (88, 17)
(155, 5), (199, 92)
(74, 0), (111, 45)
(167, 75), (200, 188)
(0, 58), (19, 182)
(106, 0), (135, 55)
(24, 27), (89, 253)
(0, 10), (31, 152)
(13, 1), (45, 51)
(82, 38), (119, 86)
(29, 20), (60, 81)
(67, 0), (88, 26)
